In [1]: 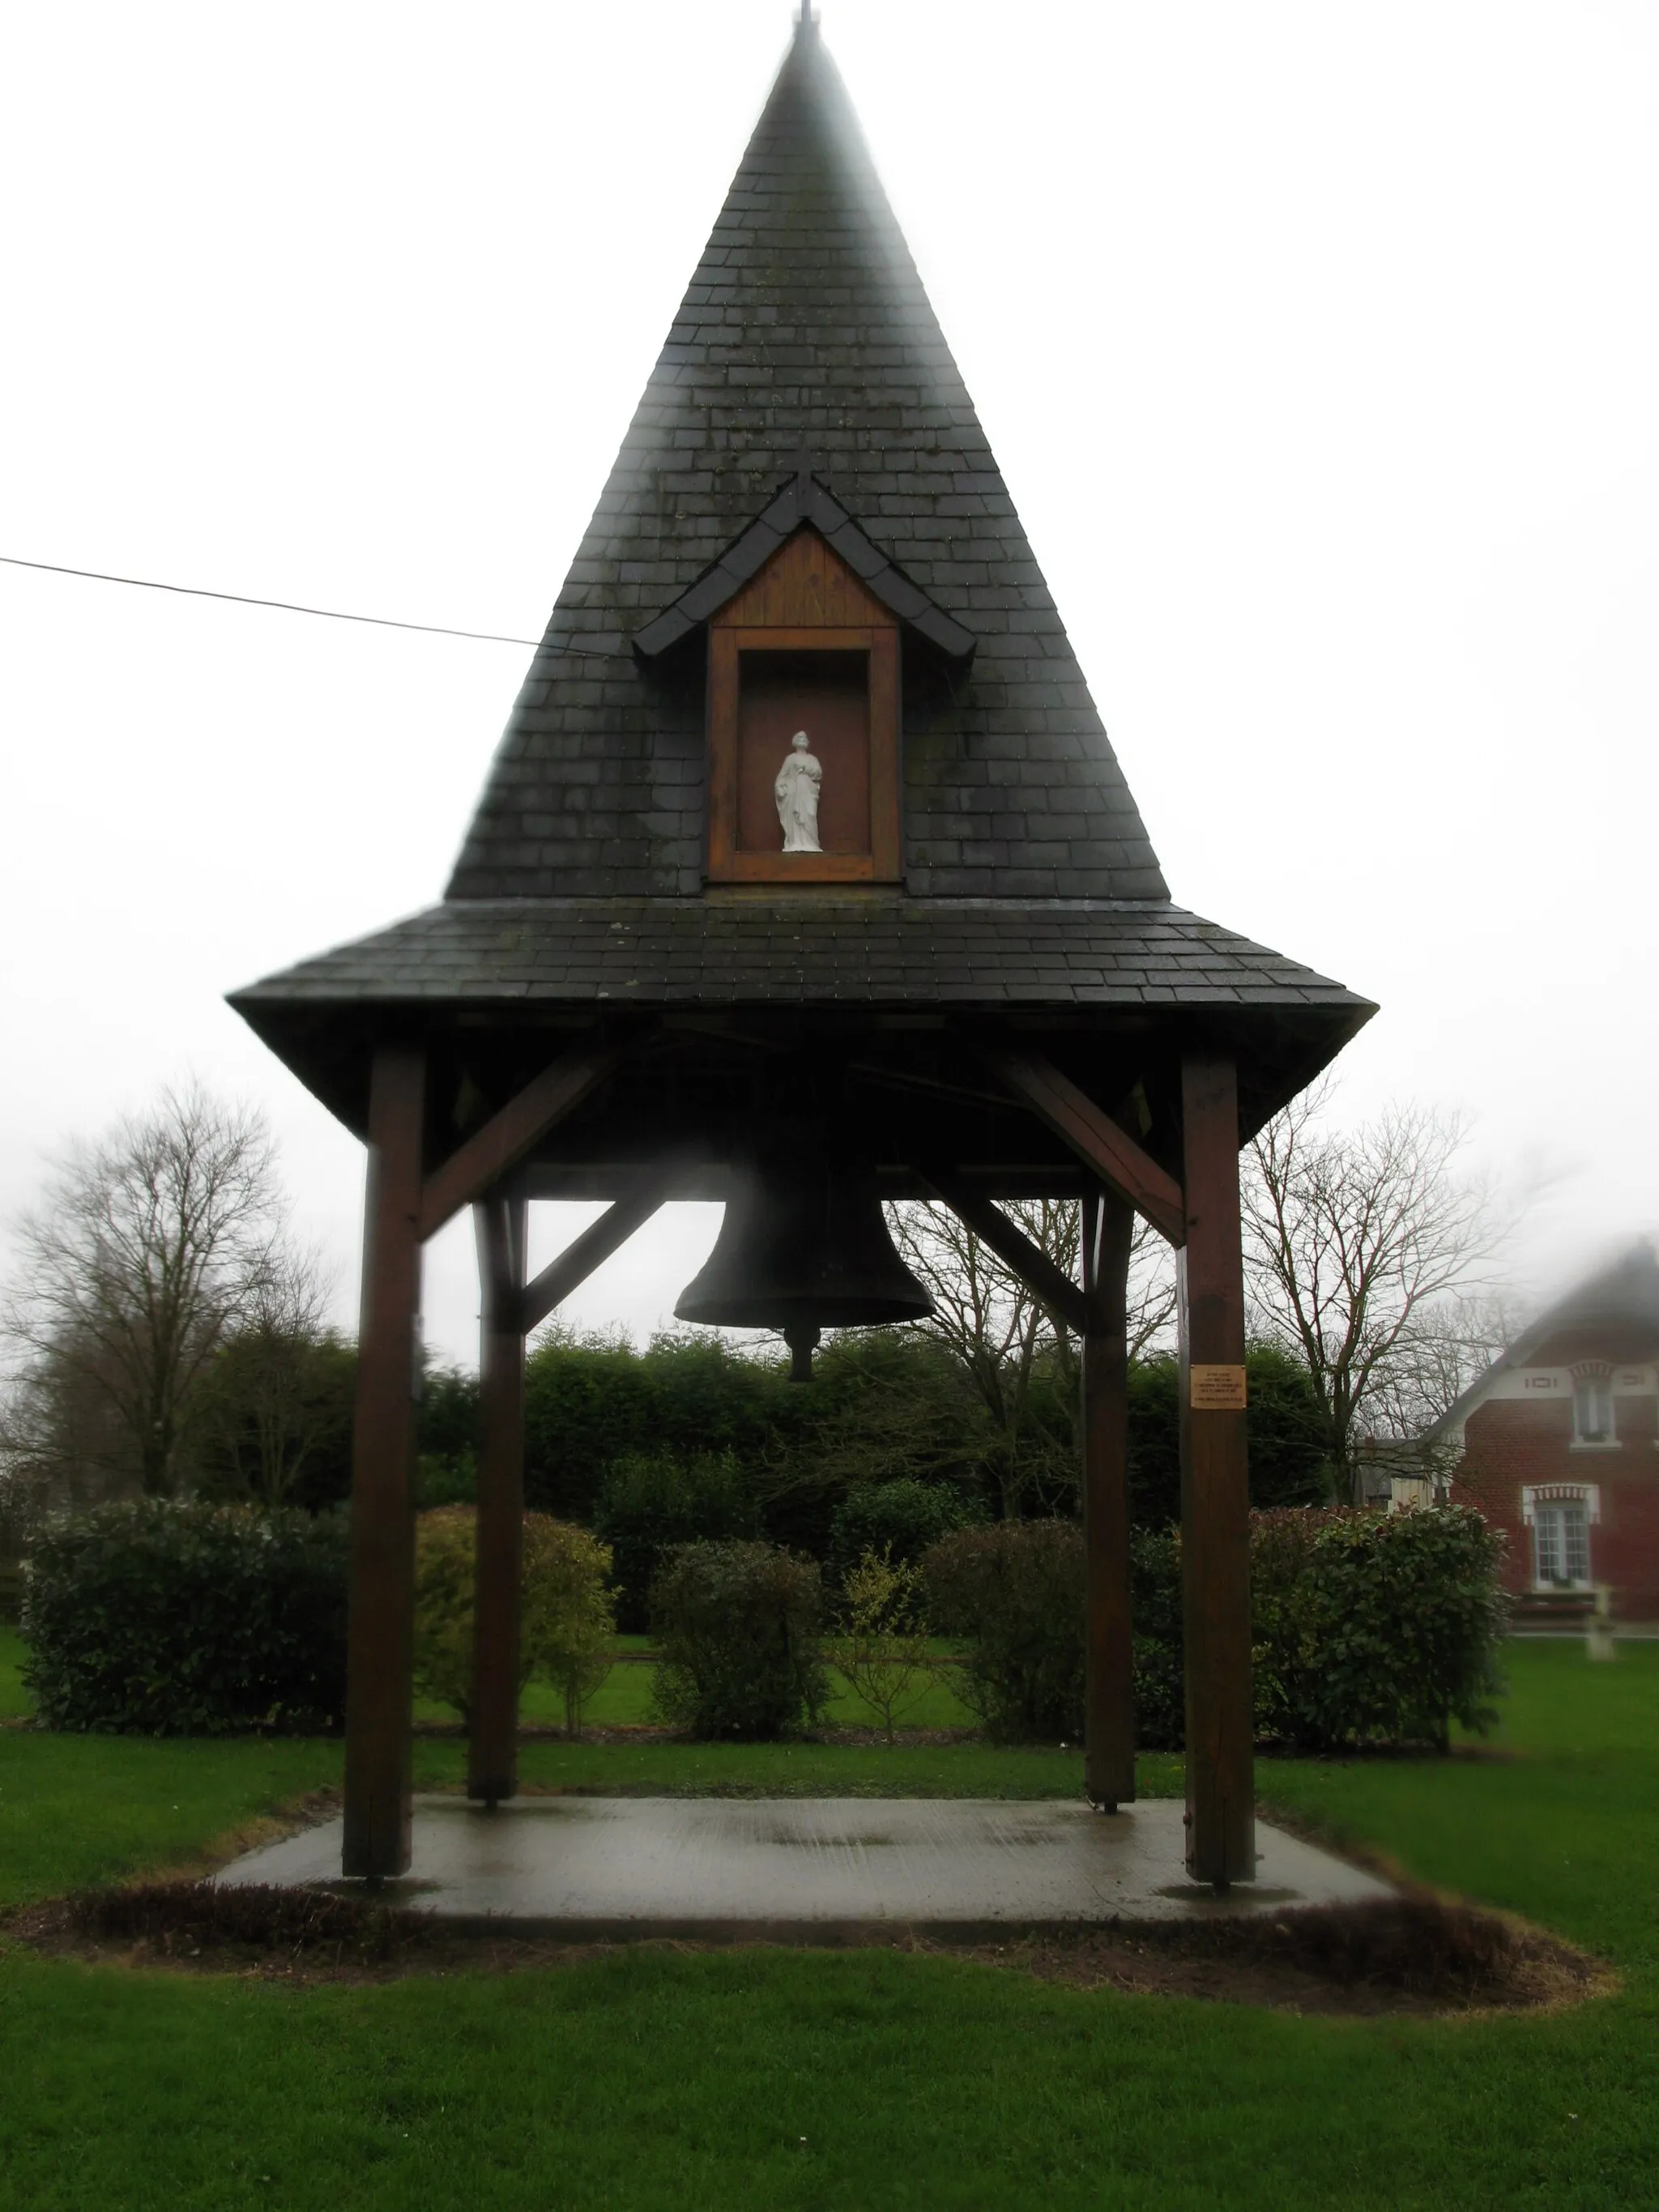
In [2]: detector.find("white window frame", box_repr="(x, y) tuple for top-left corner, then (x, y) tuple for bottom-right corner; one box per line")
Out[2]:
(1571, 1370), (1618, 1448)
(1520, 1485), (1599, 1592)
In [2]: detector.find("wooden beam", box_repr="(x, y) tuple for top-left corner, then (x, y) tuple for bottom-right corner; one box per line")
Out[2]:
(343, 1045), (425, 1881)
(1081, 1186), (1137, 1810)
(517, 1178), (676, 1336)
(1178, 1051), (1255, 1887)
(418, 1046), (622, 1243)
(918, 1170), (1087, 1337)
(987, 1053), (1187, 1247)
(468, 1188), (527, 1808)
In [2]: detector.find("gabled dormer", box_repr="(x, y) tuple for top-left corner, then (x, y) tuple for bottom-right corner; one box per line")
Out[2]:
(633, 475), (975, 885)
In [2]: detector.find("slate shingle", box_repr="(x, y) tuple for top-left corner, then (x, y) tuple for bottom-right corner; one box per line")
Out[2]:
(231, 899), (1365, 1013)
(234, 19), (1372, 1067)
(443, 22), (1168, 906)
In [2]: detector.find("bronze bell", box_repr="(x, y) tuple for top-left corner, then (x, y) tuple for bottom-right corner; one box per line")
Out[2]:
(675, 1153), (934, 1379)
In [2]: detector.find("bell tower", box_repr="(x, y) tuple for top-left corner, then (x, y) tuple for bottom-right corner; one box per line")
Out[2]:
(232, 9), (1373, 1890)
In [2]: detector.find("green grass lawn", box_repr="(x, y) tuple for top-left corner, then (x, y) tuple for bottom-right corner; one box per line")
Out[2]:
(0, 1624), (30, 1720)
(2, 1640), (1656, 2209)
(0, 1628), (1154, 1907)
(416, 1637), (979, 1732)
(1256, 1639), (1659, 1968)
(8, 1621), (996, 1735)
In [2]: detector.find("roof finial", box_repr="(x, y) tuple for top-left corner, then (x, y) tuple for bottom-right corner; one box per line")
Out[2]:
(795, 0), (819, 32)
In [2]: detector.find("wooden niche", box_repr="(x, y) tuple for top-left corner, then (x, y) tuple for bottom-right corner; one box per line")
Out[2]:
(707, 531), (900, 884)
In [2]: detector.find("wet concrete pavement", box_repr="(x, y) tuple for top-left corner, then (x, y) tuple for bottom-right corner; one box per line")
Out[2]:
(218, 1796), (1390, 1937)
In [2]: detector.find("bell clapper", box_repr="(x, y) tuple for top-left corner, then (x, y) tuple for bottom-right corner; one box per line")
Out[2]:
(784, 1322), (821, 1383)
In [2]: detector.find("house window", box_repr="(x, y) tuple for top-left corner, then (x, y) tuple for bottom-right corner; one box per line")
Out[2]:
(1572, 1375), (1615, 1444)
(1533, 1502), (1592, 1588)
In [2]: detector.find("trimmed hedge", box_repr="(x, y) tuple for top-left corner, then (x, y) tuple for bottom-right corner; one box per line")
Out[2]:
(650, 1539), (826, 1740)
(593, 1451), (760, 1632)
(826, 1479), (982, 1592)
(927, 1506), (1508, 1751)
(22, 1501), (348, 1733)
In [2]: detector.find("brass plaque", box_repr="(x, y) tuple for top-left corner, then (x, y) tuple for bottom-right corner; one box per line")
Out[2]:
(1190, 1364), (1248, 1411)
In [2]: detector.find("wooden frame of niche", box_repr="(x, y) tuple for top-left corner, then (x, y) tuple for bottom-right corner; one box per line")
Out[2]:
(706, 531), (902, 884)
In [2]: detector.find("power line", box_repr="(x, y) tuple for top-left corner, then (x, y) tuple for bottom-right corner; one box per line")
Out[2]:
(0, 552), (550, 649)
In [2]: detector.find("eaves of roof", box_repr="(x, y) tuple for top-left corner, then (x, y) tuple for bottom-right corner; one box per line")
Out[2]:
(1423, 1238), (1659, 1439)
(229, 895), (1374, 1016)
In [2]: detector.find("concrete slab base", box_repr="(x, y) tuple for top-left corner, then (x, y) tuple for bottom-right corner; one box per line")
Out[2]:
(217, 1796), (1389, 1939)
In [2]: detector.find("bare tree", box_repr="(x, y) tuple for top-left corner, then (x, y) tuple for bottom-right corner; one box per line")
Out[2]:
(1242, 1083), (1502, 1502)
(0, 1336), (129, 1526)
(1366, 1289), (1518, 1438)
(1, 1084), (289, 1498)
(195, 1246), (344, 1504)
(888, 1198), (1177, 1515)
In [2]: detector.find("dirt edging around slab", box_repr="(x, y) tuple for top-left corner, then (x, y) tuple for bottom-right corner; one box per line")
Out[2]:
(2, 1876), (1611, 2018)
(0, 1783), (1614, 2018)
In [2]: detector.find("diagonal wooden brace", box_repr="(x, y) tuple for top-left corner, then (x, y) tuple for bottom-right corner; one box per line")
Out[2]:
(419, 1046), (624, 1243)
(987, 1051), (1187, 1247)
(517, 1174), (681, 1336)
(919, 1169), (1087, 1337)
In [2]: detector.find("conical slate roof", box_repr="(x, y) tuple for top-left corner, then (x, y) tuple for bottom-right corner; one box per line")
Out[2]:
(232, 15), (1373, 1134)
(448, 17), (1165, 904)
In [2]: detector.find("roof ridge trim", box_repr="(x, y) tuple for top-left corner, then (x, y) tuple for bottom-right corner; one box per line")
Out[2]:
(631, 472), (977, 663)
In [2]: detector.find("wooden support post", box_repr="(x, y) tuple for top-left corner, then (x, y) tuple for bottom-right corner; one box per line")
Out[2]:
(1081, 1185), (1136, 1809)
(469, 1188), (527, 1807)
(1178, 1052), (1255, 1886)
(343, 1044), (426, 1882)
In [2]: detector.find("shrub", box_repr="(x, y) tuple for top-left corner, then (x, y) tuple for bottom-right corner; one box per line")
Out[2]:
(524, 1331), (805, 1524)
(825, 1546), (938, 1741)
(826, 1479), (981, 1591)
(923, 1505), (1505, 1754)
(650, 1539), (826, 1740)
(593, 1451), (759, 1631)
(22, 1501), (348, 1733)
(1239, 1346), (1336, 1510)
(1128, 1348), (1333, 1527)
(415, 1450), (478, 1511)
(1244, 1507), (1332, 1746)
(1127, 1525), (1186, 1750)
(412, 1507), (616, 1733)
(1126, 1506), (1508, 1753)
(1284, 1506), (1508, 1751)
(922, 1519), (1085, 1742)
(411, 1506), (476, 1715)
(531, 1521), (618, 1736)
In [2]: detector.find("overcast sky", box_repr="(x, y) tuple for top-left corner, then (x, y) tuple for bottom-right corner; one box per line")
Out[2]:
(2, 0), (1655, 1366)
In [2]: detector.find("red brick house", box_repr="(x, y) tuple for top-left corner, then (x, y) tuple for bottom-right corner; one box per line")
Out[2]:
(1435, 1242), (1659, 1623)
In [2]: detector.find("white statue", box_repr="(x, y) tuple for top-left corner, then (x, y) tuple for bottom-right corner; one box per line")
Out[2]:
(774, 729), (823, 852)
